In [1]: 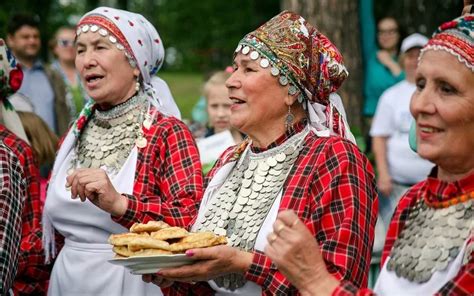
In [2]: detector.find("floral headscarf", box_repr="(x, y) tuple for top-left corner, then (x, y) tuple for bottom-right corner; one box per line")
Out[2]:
(76, 7), (180, 118)
(235, 11), (355, 143)
(0, 39), (23, 100)
(0, 38), (29, 143)
(420, 14), (473, 71)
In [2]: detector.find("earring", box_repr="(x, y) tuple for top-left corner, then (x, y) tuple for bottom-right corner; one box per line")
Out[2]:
(285, 105), (295, 130)
(135, 77), (140, 92)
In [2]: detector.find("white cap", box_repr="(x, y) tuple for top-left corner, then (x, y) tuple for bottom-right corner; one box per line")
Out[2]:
(401, 33), (429, 54)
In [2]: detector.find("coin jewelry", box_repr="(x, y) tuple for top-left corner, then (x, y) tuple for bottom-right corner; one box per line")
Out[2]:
(387, 198), (473, 283)
(195, 125), (310, 290)
(69, 92), (148, 176)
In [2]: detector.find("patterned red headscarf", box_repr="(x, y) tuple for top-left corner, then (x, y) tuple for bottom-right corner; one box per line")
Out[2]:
(420, 14), (473, 71)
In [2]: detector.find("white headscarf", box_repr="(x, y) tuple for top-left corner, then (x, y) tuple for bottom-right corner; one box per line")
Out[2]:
(78, 7), (181, 118)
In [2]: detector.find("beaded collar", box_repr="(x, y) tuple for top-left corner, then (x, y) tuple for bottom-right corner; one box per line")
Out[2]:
(69, 93), (148, 176)
(195, 124), (310, 290)
(387, 171), (474, 283)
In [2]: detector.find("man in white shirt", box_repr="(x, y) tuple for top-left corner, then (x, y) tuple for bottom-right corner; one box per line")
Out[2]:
(371, 33), (434, 229)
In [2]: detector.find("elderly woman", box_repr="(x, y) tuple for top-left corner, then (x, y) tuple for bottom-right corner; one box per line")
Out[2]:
(42, 7), (203, 295)
(146, 11), (378, 295)
(265, 14), (474, 296)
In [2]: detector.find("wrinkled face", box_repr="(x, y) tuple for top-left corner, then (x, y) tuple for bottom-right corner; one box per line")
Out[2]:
(377, 18), (399, 50)
(75, 31), (139, 107)
(7, 25), (41, 61)
(410, 50), (474, 171)
(54, 28), (76, 64)
(206, 84), (232, 133)
(226, 53), (289, 137)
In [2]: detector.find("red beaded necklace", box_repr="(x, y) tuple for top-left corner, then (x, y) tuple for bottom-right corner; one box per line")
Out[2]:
(424, 191), (474, 209)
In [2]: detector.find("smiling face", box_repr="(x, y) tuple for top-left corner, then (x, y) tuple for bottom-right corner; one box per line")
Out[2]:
(226, 53), (290, 140)
(410, 50), (474, 175)
(75, 31), (139, 107)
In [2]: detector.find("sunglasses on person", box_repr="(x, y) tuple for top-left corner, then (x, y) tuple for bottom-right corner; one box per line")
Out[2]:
(57, 39), (75, 47)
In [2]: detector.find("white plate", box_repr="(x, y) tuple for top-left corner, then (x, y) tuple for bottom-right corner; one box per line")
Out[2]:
(108, 254), (196, 275)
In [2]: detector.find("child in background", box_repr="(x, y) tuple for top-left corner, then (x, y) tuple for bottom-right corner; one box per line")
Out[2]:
(197, 70), (244, 174)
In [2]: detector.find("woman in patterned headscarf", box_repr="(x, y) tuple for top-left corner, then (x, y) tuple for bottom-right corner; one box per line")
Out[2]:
(264, 13), (474, 296)
(145, 11), (377, 295)
(42, 7), (203, 295)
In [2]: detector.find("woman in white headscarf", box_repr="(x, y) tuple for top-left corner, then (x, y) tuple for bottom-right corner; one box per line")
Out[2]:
(42, 7), (203, 295)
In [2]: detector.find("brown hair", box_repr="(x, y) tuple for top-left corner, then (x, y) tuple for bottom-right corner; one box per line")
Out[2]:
(203, 71), (231, 99)
(17, 111), (59, 166)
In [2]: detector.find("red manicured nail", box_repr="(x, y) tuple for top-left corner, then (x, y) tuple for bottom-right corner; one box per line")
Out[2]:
(185, 250), (194, 257)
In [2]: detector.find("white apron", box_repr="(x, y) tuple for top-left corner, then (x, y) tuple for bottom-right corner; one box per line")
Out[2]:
(44, 131), (162, 296)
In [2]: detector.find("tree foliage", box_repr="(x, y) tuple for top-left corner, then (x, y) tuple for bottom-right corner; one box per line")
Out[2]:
(130, 0), (280, 72)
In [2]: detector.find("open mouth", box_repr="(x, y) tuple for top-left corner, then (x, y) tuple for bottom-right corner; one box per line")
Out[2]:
(230, 98), (245, 104)
(85, 74), (104, 84)
(419, 126), (442, 133)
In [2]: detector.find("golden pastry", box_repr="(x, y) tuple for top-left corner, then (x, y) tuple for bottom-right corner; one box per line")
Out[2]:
(130, 220), (170, 233)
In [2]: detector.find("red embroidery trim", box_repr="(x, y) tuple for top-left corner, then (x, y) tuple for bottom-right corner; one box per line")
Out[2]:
(78, 15), (137, 63)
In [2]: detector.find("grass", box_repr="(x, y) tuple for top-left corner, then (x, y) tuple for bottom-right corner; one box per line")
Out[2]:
(159, 72), (204, 120)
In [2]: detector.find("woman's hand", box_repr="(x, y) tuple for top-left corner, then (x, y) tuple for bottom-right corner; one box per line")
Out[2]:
(377, 50), (402, 76)
(66, 168), (128, 216)
(264, 210), (339, 296)
(377, 173), (393, 197)
(157, 245), (253, 283)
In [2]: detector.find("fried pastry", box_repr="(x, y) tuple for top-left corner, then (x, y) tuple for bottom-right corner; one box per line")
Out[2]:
(109, 221), (228, 258)
(127, 236), (170, 252)
(132, 248), (173, 256)
(130, 220), (170, 233)
(109, 232), (149, 246)
(169, 235), (227, 252)
(151, 227), (189, 240)
(178, 231), (216, 243)
(113, 246), (135, 257)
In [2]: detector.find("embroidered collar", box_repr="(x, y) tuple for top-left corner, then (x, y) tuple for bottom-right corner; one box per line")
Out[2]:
(424, 168), (474, 203)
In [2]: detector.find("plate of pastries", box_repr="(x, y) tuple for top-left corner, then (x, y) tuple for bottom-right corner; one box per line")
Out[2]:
(108, 221), (227, 274)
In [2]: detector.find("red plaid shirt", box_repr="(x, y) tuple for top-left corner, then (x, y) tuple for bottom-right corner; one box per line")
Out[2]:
(168, 123), (378, 295)
(333, 170), (474, 295)
(51, 109), (203, 243)
(112, 111), (204, 228)
(0, 125), (49, 295)
(0, 142), (25, 295)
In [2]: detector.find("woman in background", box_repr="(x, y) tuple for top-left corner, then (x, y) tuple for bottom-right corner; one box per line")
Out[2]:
(50, 26), (88, 121)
